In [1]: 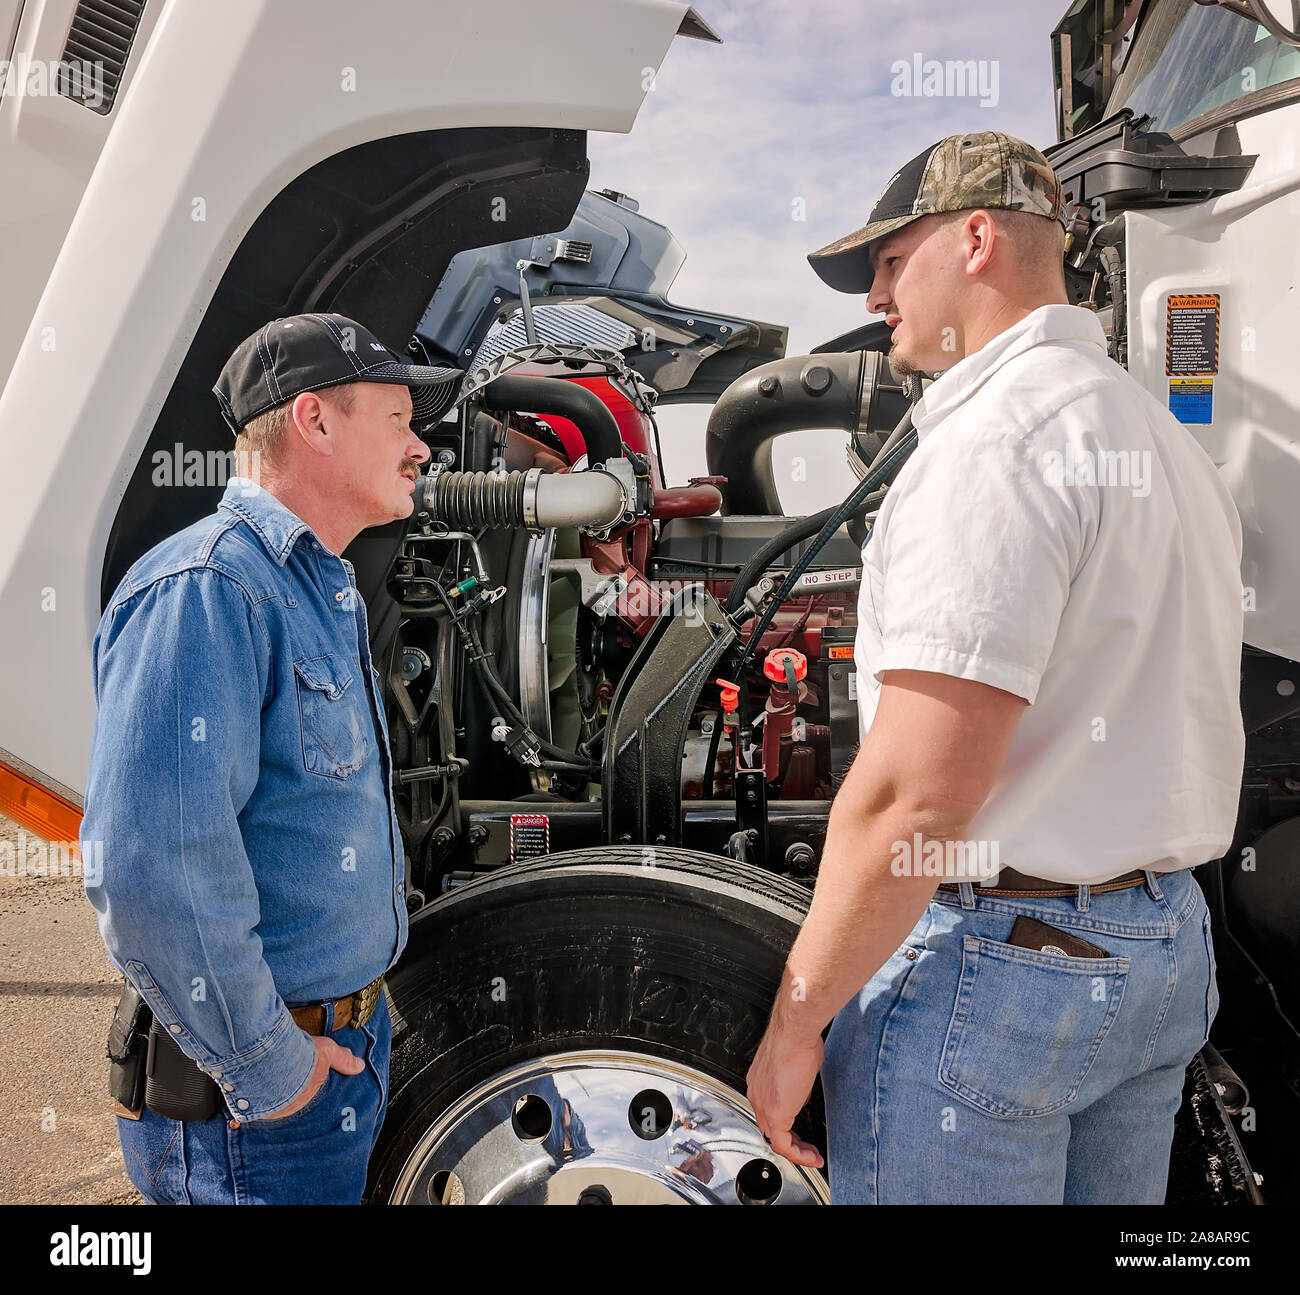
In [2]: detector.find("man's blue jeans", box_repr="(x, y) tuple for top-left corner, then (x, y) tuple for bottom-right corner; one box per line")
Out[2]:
(117, 993), (391, 1204)
(822, 868), (1218, 1204)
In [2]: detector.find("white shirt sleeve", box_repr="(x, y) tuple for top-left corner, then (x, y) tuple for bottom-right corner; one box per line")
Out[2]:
(871, 423), (1085, 705)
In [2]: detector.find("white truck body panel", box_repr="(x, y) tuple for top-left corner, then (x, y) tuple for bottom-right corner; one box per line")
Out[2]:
(0, 0), (700, 798)
(1125, 101), (1300, 663)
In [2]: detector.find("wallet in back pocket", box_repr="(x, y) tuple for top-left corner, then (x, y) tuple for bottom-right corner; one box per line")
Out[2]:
(1006, 915), (1110, 959)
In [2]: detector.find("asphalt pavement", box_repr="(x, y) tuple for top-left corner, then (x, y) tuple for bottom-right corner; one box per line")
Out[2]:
(0, 811), (141, 1204)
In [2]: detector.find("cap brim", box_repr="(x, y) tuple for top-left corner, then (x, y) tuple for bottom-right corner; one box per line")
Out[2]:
(807, 212), (924, 293)
(364, 360), (465, 426)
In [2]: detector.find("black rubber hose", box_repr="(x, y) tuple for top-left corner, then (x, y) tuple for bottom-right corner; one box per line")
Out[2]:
(701, 709), (725, 799)
(464, 620), (595, 768)
(704, 352), (869, 514)
(479, 374), (624, 468)
(724, 506), (836, 615)
(734, 405), (919, 702)
(431, 577), (595, 771)
(724, 487), (890, 617)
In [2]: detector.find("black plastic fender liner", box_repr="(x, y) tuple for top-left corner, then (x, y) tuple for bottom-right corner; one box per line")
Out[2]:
(367, 846), (821, 1203)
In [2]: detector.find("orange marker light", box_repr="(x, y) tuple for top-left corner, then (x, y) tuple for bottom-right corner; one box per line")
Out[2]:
(0, 762), (83, 850)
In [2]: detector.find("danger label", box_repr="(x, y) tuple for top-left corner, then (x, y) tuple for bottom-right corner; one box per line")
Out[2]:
(509, 814), (549, 863)
(1165, 293), (1219, 376)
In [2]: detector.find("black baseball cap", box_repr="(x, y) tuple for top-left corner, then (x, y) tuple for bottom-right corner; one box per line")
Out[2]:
(213, 313), (464, 434)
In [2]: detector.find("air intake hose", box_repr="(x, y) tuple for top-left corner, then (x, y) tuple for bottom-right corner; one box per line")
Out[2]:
(419, 467), (628, 532)
(705, 350), (908, 514)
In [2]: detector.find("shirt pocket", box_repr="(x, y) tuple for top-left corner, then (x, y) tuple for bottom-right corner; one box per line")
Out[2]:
(938, 934), (1130, 1118)
(293, 654), (371, 779)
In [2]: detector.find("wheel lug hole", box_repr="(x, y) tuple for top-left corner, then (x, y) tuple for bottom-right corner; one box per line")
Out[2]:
(736, 1157), (782, 1205)
(628, 1088), (673, 1140)
(511, 1093), (554, 1142)
(429, 1169), (465, 1205)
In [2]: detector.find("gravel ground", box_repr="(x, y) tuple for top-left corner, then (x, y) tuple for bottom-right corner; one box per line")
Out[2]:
(0, 811), (141, 1204)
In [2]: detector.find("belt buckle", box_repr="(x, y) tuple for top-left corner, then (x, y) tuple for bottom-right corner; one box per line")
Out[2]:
(347, 975), (383, 1030)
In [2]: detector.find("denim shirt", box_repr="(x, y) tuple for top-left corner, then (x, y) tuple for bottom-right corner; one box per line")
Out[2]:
(82, 478), (407, 1119)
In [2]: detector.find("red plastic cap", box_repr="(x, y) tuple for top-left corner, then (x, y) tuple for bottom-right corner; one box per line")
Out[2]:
(763, 648), (807, 683)
(715, 678), (741, 713)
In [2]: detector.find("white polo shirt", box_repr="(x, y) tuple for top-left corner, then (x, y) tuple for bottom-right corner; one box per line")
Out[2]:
(855, 304), (1245, 884)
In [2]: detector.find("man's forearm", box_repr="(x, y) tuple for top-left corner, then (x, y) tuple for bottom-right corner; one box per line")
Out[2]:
(767, 800), (960, 1040)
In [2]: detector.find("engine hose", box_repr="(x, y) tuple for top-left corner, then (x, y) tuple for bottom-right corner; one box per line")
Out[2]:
(733, 405), (919, 738)
(724, 506), (836, 616)
(463, 618), (596, 769)
(420, 467), (627, 533)
(724, 487), (891, 616)
(701, 708), (725, 799)
(847, 485), (889, 547)
(480, 374), (624, 468)
(431, 575), (595, 771)
(425, 469), (528, 528)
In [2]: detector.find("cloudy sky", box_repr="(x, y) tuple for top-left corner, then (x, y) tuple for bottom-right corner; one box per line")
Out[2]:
(587, 0), (1063, 511)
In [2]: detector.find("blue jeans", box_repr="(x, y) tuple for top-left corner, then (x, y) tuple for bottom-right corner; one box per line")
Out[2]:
(117, 993), (391, 1204)
(822, 868), (1218, 1204)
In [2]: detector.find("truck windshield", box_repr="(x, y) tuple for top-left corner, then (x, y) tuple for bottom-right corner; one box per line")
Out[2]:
(1107, 0), (1300, 132)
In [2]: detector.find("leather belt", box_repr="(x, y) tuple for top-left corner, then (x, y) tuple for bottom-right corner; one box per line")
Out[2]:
(937, 867), (1169, 899)
(289, 974), (385, 1036)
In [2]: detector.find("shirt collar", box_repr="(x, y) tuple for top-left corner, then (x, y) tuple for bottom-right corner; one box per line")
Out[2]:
(910, 304), (1108, 442)
(218, 478), (322, 567)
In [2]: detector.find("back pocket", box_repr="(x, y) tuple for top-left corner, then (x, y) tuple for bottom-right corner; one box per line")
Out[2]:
(940, 934), (1130, 1118)
(293, 654), (371, 779)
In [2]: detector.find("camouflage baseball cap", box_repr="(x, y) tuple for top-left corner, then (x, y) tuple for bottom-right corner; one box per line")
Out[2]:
(807, 131), (1063, 294)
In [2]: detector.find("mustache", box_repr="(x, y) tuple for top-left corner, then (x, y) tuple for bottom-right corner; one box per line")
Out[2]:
(398, 459), (423, 476)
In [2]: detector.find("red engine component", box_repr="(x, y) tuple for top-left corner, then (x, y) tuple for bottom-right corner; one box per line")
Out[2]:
(539, 374), (657, 474)
(506, 373), (856, 805)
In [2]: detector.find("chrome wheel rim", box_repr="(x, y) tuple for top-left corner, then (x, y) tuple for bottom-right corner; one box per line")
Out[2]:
(388, 1049), (829, 1205)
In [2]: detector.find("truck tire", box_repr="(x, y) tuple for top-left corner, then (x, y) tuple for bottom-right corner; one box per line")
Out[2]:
(367, 846), (828, 1204)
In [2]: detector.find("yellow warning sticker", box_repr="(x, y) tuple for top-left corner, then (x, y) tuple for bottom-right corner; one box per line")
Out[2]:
(1166, 293), (1220, 377)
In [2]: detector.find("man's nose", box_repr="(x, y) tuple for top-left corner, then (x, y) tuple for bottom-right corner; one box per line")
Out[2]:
(408, 432), (431, 464)
(866, 279), (889, 315)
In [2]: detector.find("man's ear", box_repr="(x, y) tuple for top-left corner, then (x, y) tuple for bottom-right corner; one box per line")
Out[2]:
(963, 210), (996, 277)
(289, 391), (334, 455)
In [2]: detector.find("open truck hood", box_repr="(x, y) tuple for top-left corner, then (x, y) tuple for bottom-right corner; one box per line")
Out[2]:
(0, 0), (718, 808)
(415, 188), (787, 405)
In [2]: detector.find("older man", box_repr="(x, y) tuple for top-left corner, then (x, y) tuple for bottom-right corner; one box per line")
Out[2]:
(746, 133), (1245, 1204)
(83, 314), (458, 1203)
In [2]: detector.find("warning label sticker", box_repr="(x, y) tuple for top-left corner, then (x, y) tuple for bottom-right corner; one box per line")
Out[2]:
(509, 813), (550, 863)
(1165, 293), (1220, 376)
(1169, 379), (1214, 425)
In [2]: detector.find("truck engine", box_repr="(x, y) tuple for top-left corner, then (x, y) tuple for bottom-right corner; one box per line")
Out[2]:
(380, 340), (913, 897)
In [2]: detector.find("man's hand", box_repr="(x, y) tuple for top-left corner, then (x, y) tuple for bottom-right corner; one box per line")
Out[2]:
(746, 1025), (825, 1169)
(259, 1034), (365, 1121)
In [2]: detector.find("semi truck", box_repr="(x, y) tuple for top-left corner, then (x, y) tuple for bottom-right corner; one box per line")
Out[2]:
(0, 0), (1296, 1203)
